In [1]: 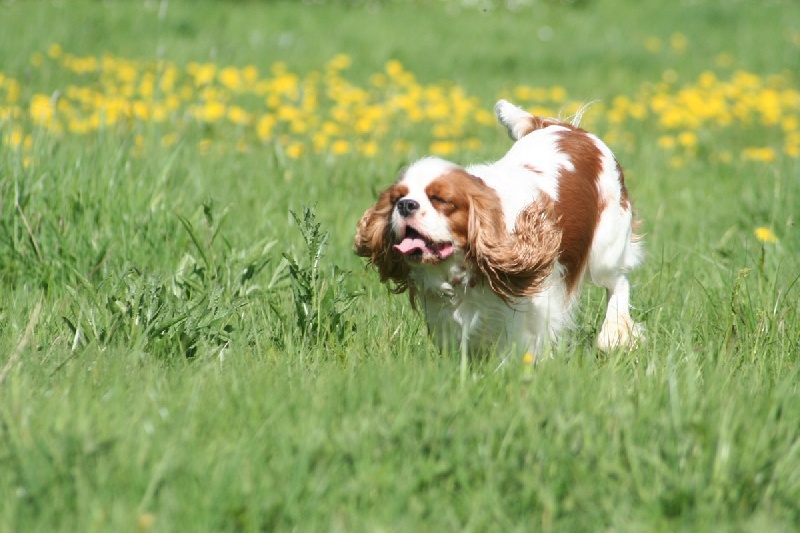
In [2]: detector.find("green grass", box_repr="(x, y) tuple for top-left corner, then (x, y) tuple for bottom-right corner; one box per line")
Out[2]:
(2, 0), (800, 531)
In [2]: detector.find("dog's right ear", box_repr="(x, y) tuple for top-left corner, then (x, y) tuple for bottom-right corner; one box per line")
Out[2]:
(354, 187), (411, 294)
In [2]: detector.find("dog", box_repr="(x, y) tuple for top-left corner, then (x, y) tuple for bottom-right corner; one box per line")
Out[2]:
(354, 99), (643, 360)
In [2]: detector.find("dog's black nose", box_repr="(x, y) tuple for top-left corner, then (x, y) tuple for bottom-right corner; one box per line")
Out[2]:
(396, 198), (420, 218)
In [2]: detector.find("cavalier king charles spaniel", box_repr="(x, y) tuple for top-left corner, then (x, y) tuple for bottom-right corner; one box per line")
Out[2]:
(355, 99), (643, 361)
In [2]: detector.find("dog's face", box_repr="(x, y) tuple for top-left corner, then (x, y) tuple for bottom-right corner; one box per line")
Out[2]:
(354, 156), (561, 300)
(385, 157), (496, 265)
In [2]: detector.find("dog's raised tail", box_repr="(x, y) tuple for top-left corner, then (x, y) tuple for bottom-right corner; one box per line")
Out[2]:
(495, 99), (581, 141)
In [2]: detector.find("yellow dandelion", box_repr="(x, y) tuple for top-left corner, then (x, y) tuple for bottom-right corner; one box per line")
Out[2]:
(741, 147), (776, 162)
(219, 67), (242, 91)
(677, 131), (698, 148)
(5, 127), (25, 149)
(227, 105), (250, 125)
(657, 135), (676, 149)
(358, 140), (379, 157)
(311, 132), (329, 153)
(327, 53), (352, 71)
(200, 100), (226, 122)
(754, 227), (778, 244)
(549, 86), (568, 103)
(330, 139), (350, 155)
(132, 101), (151, 120)
(29, 94), (55, 125)
(285, 143), (304, 159)
(430, 140), (457, 156)
(242, 64), (259, 84)
(781, 116), (798, 133)
(256, 114), (276, 140)
(385, 60), (404, 78)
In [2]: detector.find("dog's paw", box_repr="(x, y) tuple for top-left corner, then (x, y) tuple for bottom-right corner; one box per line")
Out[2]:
(597, 317), (644, 351)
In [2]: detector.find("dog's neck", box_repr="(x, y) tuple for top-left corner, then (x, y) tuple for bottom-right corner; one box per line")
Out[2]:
(408, 254), (478, 302)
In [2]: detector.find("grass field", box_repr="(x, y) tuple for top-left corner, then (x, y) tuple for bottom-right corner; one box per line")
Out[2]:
(1, 0), (799, 530)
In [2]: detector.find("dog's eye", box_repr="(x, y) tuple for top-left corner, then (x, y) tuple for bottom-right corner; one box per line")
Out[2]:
(430, 195), (448, 205)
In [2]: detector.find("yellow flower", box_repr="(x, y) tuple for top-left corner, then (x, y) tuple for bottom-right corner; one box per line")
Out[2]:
(256, 114), (276, 140)
(754, 227), (778, 244)
(327, 54), (352, 71)
(782, 116), (799, 132)
(242, 65), (259, 84)
(330, 139), (350, 155)
(285, 143), (304, 159)
(657, 135), (676, 149)
(549, 86), (568, 103)
(227, 105), (250, 125)
(677, 131), (698, 148)
(385, 60), (404, 78)
(358, 140), (378, 157)
(430, 140), (457, 156)
(219, 67), (242, 91)
(29, 94), (55, 125)
(741, 147), (776, 162)
(199, 100), (226, 122)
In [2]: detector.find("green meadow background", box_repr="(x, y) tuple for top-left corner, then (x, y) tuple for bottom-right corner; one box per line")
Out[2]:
(1, 0), (799, 531)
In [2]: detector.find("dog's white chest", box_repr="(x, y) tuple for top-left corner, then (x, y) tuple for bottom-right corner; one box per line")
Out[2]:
(412, 266), (529, 355)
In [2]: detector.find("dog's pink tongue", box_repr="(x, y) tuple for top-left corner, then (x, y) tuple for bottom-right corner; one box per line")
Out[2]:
(393, 237), (427, 255)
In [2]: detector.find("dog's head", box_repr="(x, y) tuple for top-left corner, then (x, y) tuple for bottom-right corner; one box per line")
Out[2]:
(354, 157), (562, 300)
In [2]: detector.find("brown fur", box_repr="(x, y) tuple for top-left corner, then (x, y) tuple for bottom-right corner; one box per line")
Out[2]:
(514, 116), (577, 138)
(468, 193), (562, 300)
(353, 184), (410, 293)
(552, 130), (603, 294)
(357, 168), (562, 301)
(428, 170), (560, 299)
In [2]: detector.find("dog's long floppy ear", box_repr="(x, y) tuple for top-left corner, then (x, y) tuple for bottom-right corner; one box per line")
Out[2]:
(354, 187), (411, 294)
(466, 193), (561, 300)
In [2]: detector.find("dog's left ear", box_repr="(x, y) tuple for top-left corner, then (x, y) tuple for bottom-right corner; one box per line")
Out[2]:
(354, 188), (411, 294)
(467, 194), (561, 300)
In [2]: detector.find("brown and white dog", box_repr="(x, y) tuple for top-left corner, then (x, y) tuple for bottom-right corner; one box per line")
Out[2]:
(355, 99), (643, 360)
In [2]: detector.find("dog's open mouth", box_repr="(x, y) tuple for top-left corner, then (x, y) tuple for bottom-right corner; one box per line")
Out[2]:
(393, 227), (455, 263)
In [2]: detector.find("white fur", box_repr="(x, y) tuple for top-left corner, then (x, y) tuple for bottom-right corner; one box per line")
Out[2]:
(394, 100), (643, 358)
